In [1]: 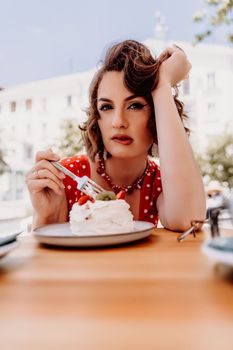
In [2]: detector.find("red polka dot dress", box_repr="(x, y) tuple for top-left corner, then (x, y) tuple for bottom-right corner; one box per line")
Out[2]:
(60, 155), (162, 227)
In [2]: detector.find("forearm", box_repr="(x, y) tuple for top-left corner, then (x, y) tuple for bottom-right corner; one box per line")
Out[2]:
(154, 84), (206, 230)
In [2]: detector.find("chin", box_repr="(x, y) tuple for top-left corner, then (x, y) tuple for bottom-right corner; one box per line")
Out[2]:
(108, 149), (144, 159)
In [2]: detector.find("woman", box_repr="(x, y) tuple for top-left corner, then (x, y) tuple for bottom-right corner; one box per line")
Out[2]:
(26, 40), (206, 231)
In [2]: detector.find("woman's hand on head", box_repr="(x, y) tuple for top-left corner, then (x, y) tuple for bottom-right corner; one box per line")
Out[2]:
(25, 148), (67, 223)
(156, 45), (192, 88)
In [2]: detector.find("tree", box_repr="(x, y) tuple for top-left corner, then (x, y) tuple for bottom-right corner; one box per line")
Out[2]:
(196, 133), (233, 189)
(54, 119), (85, 158)
(0, 150), (9, 176)
(193, 0), (233, 44)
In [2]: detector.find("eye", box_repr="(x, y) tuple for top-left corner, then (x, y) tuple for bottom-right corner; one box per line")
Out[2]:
(98, 104), (113, 111)
(128, 102), (147, 110)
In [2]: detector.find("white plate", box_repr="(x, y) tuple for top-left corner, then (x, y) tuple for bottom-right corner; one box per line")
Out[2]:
(0, 230), (23, 246)
(202, 242), (233, 268)
(0, 240), (19, 259)
(33, 221), (155, 247)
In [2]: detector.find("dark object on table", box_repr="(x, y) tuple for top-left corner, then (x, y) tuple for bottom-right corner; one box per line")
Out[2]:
(178, 194), (233, 242)
(207, 193), (233, 237)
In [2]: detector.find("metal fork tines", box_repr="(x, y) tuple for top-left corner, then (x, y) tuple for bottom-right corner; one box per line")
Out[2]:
(51, 161), (104, 197)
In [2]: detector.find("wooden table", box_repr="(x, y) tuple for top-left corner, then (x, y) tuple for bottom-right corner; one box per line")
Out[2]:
(0, 228), (233, 350)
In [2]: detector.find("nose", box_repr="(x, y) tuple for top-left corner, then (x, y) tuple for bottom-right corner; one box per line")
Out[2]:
(111, 109), (129, 129)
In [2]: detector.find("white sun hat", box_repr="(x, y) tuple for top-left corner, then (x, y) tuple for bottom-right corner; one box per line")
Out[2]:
(206, 180), (223, 194)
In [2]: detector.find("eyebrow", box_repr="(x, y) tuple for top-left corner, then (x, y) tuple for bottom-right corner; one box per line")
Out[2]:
(97, 94), (143, 103)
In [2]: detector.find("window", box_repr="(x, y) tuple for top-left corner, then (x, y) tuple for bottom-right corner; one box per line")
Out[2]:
(41, 122), (47, 136)
(207, 73), (215, 89)
(26, 99), (32, 110)
(41, 98), (47, 112)
(11, 125), (15, 136)
(24, 143), (33, 160)
(27, 124), (31, 135)
(66, 95), (72, 107)
(182, 77), (190, 95)
(208, 103), (216, 118)
(10, 101), (16, 112)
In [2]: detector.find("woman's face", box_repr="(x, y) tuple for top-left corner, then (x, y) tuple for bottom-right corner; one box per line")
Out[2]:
(97, 71), (153, 159)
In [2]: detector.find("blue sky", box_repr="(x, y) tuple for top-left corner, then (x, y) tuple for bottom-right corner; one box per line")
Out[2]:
(0, 0), (228, 86)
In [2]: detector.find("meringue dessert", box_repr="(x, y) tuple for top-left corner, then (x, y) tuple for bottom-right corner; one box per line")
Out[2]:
(69, 191), (134, 236)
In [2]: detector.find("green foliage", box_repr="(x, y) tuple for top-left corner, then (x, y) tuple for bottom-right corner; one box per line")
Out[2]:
(196, 133), (233, 189)
(193, 0), (233, 44)
(55, 119), (85, 158)
(0, 150), (9, 175)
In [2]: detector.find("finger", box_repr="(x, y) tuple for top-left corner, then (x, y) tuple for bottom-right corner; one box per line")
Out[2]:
(157, 48), (173, 61)
(27, 178), (64, 196)
(158, 46), (187, 62)
(35, 149), (60, 163)
(26, 165), (65, 192)
(34, 168), (65, 189)
(33, 159), (66, 180)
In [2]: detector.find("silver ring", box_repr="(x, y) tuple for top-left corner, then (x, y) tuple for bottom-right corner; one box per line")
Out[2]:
(33, 169), (40, 179)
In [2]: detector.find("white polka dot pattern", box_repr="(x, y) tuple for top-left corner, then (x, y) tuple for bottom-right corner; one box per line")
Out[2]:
(60, 155), (162, 227)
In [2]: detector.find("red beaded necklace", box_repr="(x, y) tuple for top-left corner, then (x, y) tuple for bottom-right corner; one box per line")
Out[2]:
(97, 157), (150, 194)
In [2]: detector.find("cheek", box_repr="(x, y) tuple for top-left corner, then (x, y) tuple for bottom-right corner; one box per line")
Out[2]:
(97, 119), (103, 131)
(140, 122), (153, 145)
(97, 119), (107, 140)
(139, 119), (153, 140)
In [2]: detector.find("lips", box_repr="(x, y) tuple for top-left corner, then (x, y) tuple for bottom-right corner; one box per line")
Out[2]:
(111, 134), (133, 145)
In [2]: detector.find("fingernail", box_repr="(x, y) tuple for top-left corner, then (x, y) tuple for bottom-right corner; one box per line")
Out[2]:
(59, 173), (66, 179)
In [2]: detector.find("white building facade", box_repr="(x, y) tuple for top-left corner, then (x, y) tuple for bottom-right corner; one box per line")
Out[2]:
(0, 21), (233, 200)
(0, 70), (94, 199)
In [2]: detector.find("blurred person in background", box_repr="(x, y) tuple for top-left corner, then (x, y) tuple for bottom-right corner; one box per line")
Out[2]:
(206, 180), (227, 210)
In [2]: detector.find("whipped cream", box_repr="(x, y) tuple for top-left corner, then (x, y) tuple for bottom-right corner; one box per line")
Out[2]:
(70, 199), (134, 236)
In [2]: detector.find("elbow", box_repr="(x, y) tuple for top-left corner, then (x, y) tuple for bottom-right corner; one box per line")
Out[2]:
(162, 207), (207, 233)
(159, 192), (207, 232)
(163, 220), (203, 233)
(163, 222), (193, 233)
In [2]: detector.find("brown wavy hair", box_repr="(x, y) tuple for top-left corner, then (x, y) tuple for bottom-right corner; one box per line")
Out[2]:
(80, 39), (189, 161)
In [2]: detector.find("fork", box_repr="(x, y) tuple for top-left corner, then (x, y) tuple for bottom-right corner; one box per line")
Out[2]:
(51, 161), (105, 198)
